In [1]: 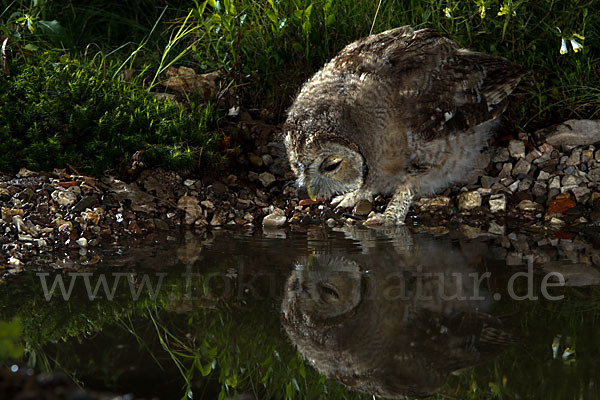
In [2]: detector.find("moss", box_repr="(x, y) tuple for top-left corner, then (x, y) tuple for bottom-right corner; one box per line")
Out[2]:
(0, 57), (223, 175)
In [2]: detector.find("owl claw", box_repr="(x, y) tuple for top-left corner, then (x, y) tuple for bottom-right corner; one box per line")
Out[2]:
(364, 213), (405, 226)
(331, 190), (373, 209)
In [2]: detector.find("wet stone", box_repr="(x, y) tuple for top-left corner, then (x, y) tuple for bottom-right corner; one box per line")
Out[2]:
(51, 190), (77, 207)
(489, 194), (506, 213)
(262, 213), (286, 228)
(353, 200), (373, 215)
(457, 191), (481, 210)
(72, 196), (99, 213)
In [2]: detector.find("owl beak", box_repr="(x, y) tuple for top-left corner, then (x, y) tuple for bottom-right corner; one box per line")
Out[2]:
(306, 183), (318, 201)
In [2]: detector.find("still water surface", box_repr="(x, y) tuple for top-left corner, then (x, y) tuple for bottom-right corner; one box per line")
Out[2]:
(2, 225), (599, 399)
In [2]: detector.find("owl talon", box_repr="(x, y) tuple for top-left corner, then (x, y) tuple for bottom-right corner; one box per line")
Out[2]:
(364, 213), (404, 226)
(331, 190), (373, 209)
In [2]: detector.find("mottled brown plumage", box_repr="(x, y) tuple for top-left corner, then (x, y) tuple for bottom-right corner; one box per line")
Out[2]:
(284, 26), (524, 224)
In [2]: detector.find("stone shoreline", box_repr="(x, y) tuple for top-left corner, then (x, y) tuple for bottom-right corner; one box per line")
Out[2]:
(2, 117), (600, 275)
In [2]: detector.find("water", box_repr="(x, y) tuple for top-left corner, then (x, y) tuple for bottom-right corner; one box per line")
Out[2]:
(1, 225), (599, 399)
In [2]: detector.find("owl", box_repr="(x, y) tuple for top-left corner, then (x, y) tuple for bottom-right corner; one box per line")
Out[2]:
(284, 26), (524, 225)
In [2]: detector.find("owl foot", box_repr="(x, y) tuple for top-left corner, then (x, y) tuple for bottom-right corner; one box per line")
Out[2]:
(364, 185), (414, 226)
(331, 190), (373, 210)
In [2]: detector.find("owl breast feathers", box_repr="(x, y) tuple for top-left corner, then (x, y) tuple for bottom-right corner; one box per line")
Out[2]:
(284, 25), (524, 225)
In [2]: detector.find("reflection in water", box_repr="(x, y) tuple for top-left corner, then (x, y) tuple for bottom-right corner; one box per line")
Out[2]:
(282, 227), (514, 398)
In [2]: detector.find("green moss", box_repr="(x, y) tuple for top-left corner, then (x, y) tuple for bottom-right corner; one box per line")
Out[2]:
(0, 57), (223, 175)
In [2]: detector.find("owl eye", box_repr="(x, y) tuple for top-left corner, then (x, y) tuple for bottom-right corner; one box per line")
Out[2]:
(321, 158), (342, 172)
(319, 283), (340, 302)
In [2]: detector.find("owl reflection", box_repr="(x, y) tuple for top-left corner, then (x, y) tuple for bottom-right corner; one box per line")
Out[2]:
(281, 236), (514, 398)
(284, 26), (524, 224)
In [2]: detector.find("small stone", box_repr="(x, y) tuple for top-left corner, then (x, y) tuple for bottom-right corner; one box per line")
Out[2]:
(82, 210), (101, 225)
(572, 186), (591, 203)
(262, 213), (286, 228)
(51, 190), (77, 207)
(326, 218), (336, 227)
(508, 140), (526, 159)
(248, 153), (264, 168)
(183, 179), (196, 188)
(1, 207), (24, 222)
(532, 181), (547, 197)
(588, 168), (600, 182)
(489, 194), (506, 212)
(566, 150), (582, 166)
(414, 196), (451, 210)
(493, 147), (510, 163)
(517, 200), (542, 212)
(258, 172), (276, 187)
(547, 198), (576, 215)
(72, 196), (99, 213)
(525, 149), (543, 162)
(512, 159), (531, 176)
(518, 177), (533, 192)
(582, 149), (594, 163)
(457, 191), (481, 210)
(200, 200), (214, 209)
(261, 154), (274, 166)
(507, 180), (520, 193)
(561, 175), (581, 187)
(76, 237), (88, 248)
(480, 176), (500, 189)
(537, 170), (550, 181)
(210, 212), (225, 226)
(548, 176), (561, 190)
(353, 199), (373, 215)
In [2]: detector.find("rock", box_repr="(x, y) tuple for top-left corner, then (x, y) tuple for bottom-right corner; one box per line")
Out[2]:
(489, 194), (506, 212)
(248, 153), (264, 167)
(76, 237), (88, 248)
(566, 150), (582, 166)
(517, 200), (543, 212)
(414, 196), (451, 210)
(572, 186), (591, 203)
(532, 181), (547, 197)
(480, 176), (500, 189)
(499, 163), (513, 178)
(537, 170), (550, 181)
(537, 120), (600, 147)
(183, 179), (196, 188)
(508, 140), (526, 159)
(493, 147), (510, 163)
(261, 154), (274, 166)
(1, 207), (24, 222)
(457, 191), (481, 210)
(547, 198), (576, 214)
(200, 200), (214, 209)
(518, 177), (533, 192)
(548, 176), (561, 190)
(561, 175), (582, 189)
(262, 213), (286, 228)
(353, 199), (373, 215)
(512, 159), (531, 176)
(588, 168), (600, 182)
(72, 196), (99, 213)
(258, 172), (276, 187)
(177, 196), (202, 225)
(51, 190), (77, 207)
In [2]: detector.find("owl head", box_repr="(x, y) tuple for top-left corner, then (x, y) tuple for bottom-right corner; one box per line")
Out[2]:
(285, 136), (366, 201)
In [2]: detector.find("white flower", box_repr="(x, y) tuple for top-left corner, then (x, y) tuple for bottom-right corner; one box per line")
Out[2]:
(560, 38), (568, 54)
(570, 39), (583, 53)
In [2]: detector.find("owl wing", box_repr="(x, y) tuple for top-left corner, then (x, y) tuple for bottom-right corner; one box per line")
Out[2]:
(332, 27), (525, 142)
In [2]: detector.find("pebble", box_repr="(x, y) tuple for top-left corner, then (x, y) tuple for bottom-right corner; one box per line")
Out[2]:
(177, 196), (203, 225)
(262, 213), (286, 228)
(457, 191), (481, 210)
(353, 199), (373, 215)
(540, 119), (600, 147)
(508, 140), (526, 159)
(258, 172), (276, 187)
(51, 190), (77, 207)
(488, 194), (506, 213)
(76, 237), (88, 248)
(512, 159), (531, 176)
(493, 147), (510, 163)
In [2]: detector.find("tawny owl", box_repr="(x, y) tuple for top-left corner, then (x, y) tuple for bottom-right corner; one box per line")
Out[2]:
(284, 26), (524, 225)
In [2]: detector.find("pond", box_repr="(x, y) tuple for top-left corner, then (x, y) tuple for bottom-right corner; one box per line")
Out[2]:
(1, 225), (599, 400)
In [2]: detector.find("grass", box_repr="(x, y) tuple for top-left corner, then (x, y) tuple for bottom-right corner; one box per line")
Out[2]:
(0, 0), (599, 174)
